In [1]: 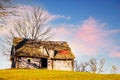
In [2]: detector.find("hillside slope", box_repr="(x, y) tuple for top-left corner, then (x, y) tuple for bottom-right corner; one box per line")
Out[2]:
(0, 69), (120, 80)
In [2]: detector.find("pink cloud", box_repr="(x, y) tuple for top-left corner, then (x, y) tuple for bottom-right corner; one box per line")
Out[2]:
(52, 26), (72, 41)
(109, 52), (120, 58)
(56, 27), (70, 34)
(72, 17), (108, 56)
(75, 17), (107, 47)
(53, 17), (120, 57)
(77, 45), (98, 56)
(109, 46), (120, 58)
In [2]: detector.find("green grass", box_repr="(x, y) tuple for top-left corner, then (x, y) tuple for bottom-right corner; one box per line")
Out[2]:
(0, 69), (120, 80)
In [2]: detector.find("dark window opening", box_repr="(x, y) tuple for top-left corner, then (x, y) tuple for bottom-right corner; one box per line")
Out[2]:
(41, 58), (47, 68)
(54, 50), (58, 57)
(28, 59), (31, 63)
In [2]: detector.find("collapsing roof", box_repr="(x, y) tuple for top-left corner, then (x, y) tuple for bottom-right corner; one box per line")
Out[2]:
(12, 37), (75, 59)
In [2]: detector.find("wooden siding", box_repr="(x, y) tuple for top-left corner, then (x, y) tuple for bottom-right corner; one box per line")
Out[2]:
(15, 57), (74, 71)
(53, 60), (73, 71)
(16, 57), (41, 69)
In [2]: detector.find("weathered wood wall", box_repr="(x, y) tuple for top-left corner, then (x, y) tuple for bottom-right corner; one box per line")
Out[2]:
(47, 58), (52, 70)
(16, 57), (41, 69)
(52, 60), (73, 71)
(16, 57), (74, 71)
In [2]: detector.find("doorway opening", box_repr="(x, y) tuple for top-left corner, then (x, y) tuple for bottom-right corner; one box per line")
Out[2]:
(41, 58), (47, 68)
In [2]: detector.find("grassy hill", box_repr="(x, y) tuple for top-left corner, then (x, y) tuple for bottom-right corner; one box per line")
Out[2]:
(0, 69), (120, 80)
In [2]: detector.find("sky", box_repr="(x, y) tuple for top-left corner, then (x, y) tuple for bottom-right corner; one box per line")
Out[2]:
(0, 0), (120, 73)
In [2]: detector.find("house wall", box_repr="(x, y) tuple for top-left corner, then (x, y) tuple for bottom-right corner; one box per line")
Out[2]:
(48, 50), (54, 58)
(15, 57), (74, 71)
(16, 57), (41, 69)
(52, 60), (73, 71)
(47, 58), (52, 70)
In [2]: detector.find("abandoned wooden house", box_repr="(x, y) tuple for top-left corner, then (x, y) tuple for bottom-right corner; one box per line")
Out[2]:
(11, 37), (75, 71)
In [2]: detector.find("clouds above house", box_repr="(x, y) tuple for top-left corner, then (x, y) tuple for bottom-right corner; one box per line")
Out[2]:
(15, 5), (71, 21)
(0, 5), (70, 36)
(53, 17), (120, 58)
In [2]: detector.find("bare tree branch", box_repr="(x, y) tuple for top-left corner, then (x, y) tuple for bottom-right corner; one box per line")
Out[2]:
(111, 65), (119, 74)
(89, 58), (97, 73)
(98, 58), (105, 73)
(80, 62), (89, 72)
(0, 0), (12, 9)
(0, 6), (53, 55)
(0, 0), (12, 17)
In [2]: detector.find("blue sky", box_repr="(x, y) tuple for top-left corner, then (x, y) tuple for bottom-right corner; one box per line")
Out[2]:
(17, 0), (120, 30)
(24, 0), (120, 25)
(0, 0), (120, 73)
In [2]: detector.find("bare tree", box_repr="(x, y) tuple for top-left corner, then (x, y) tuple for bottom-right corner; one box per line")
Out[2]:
(111, 65), (119, 74)
(0, 7), (52, 55)
(75, 59), (89, 72)
(80, 62), (89, 72)
(0, 0), (12, 17)
(10, 7), (52, 40)
(0, 0), (30, 23)
(75, 58), (105, 73)
(0, 0), (12, 9)
(74, 59), (80, 71)
(88, 58), (105, 73)
(98, 58), (105, 73)
(89, 58), (97, 73)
